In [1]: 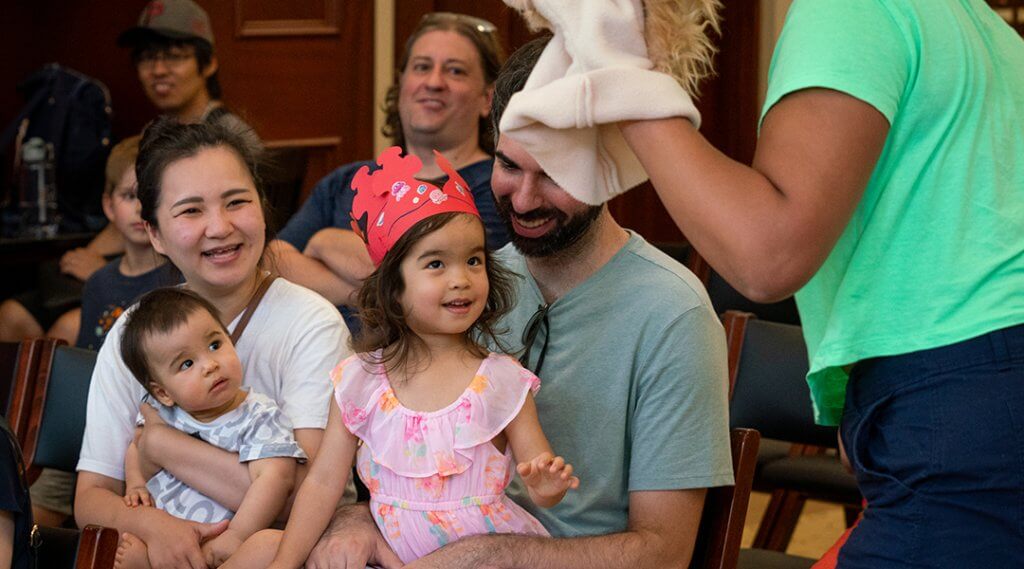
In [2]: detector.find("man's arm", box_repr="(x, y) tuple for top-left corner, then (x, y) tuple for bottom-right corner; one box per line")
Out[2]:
(407, 488), (706, 569)
(268, 240), (356, 306)
(619, 89), (889, 302)
(303, 228), (375, 289)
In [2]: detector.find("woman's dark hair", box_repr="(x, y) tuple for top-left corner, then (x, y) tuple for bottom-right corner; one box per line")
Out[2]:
(121, 287), (228, 393)
(136, 116), (273, 250)
(353, 212), (517, 374)
(382, 13), (505, 156)
(131, 36), (222, 99)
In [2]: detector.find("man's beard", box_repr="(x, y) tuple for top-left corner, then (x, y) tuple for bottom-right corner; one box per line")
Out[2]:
(496, 196), (603, 258)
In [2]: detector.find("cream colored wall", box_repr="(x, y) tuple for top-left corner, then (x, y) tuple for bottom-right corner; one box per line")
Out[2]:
(374, 0), (396, 154)
(758, 0), (793, 108)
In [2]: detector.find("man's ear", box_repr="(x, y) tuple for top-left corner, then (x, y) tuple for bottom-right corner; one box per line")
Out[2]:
(148, 382), (175, 407)
(202, 55), (219, 79)
(480, 85), (495, 118)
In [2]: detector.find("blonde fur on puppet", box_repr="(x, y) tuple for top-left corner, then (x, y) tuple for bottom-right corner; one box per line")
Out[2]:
(497, 0), (723, 205)
(505, 0), (722, 95)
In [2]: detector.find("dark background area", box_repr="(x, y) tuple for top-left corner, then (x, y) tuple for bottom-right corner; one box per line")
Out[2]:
(1, 0), (761, 247)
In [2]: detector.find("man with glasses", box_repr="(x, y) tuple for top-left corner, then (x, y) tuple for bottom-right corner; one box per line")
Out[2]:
(118, 0), (253, 133)
(308, 37), (732, 569)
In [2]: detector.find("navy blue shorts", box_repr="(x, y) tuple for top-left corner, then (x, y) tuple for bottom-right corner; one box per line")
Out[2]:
(838, 323), (1024, 569)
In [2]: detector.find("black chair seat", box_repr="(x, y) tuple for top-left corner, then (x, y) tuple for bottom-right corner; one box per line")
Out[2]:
(757, 438), (791, 470)
(33, 526), (80, 568)
(758, 454), (860, 505)
(738, 548), (816, 569)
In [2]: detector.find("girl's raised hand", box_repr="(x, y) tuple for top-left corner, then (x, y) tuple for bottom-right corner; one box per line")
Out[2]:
(516, 452), (580, 507)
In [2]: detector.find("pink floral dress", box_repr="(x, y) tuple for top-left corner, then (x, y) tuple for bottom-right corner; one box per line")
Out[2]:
(331, 352), (550, 563)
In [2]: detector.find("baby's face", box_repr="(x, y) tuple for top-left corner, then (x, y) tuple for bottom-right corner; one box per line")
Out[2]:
(145, 309), (244, 418)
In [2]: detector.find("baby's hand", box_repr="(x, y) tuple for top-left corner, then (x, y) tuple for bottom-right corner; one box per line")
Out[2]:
(517, 452), (580, 506)
(123, 486), (152, 508)
(202, 529), (244, 567)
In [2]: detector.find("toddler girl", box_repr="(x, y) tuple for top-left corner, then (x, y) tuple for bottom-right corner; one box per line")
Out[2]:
(230, 147), (578, 567)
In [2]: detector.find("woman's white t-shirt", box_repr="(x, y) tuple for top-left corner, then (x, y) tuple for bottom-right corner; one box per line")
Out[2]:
(78, 278), (351, 481)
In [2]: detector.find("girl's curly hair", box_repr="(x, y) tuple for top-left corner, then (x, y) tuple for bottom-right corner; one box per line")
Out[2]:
(352, 212), (517, 374)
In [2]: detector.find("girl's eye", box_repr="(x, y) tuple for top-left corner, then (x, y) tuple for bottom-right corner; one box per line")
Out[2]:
(209, 340), (221, 351)
(426, 260), (443, 269)
(174, 207), (200, 217)
(467, 256), (483, 266)
(227, 199), (251, 208)
(179, 359), (194, 371)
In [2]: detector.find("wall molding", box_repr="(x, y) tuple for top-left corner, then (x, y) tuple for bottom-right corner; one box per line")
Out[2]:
(263, 136), (341, 149)
(373, 0), (396, 154)
(235, 0), (340, 38)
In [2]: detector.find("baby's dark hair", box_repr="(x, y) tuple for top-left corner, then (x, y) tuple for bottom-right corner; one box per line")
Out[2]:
(121, 287), (228, 393)
(353, 212), (517, 373)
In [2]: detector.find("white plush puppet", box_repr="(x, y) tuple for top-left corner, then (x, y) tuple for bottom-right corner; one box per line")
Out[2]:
(500, 0), (721, 205)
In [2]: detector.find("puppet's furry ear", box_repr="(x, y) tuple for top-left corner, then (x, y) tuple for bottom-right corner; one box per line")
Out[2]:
(645, 0), (722, 96)
(504, 0), (552, 32)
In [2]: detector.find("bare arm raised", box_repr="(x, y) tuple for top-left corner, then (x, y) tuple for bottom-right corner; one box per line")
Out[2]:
(620, 88), (889, 302)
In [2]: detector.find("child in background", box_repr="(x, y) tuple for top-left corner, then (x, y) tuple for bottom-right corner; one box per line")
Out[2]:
(114, 287), (306, 569)
(226, 147), (579, 567)
(75, 136), (181, 350)
(29, 136), (180, 529)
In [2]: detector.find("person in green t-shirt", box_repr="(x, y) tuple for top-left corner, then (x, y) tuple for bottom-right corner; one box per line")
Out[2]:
(616, 0), (1024, 567)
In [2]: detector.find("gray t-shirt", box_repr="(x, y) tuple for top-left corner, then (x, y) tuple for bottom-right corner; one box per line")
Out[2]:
(140, 391), (306, 523)
(496, 232), (733, 537)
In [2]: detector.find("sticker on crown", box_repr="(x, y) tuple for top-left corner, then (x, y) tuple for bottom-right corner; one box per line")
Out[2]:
(391, 181), (411, 201)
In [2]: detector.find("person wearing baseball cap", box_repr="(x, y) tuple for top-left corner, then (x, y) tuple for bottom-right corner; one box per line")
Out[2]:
(118, 0), (255, 134)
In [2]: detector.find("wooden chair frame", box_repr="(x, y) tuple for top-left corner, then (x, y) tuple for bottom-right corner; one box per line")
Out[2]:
(690, 428), (761, 569)
(13, 338), (118, 568)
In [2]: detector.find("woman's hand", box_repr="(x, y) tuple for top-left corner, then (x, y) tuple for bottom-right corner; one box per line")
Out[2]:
(140, 511), (229, 569)
(517, 452), (579, 507)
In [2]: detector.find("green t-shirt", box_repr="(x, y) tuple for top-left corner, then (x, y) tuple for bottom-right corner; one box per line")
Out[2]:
(762, 0), (1024, 425)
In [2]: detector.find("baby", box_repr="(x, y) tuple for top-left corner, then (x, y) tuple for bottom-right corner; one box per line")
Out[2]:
(115, 287), (306, 568)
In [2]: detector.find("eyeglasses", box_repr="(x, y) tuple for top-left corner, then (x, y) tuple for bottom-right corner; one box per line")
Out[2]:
(135, 48), (195, 70)
(520, 303), (550, 376)
(420, 12), (498, 35)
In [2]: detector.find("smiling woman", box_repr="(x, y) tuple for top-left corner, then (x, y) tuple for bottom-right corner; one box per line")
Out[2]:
(74, 118), (353, 569)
